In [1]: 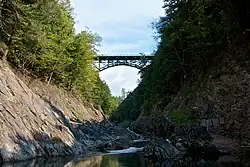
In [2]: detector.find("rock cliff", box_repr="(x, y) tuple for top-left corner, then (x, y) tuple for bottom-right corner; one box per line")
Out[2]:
(131, 51), (250, 161)
(0, 60), (104, 162)
(14, 71), (105, 123)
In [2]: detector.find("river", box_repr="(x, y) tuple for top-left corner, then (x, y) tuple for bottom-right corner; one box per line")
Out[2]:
(1, 151), (245, 167)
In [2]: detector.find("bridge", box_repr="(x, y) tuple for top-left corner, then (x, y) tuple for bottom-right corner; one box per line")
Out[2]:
(94, 54), (154, 71)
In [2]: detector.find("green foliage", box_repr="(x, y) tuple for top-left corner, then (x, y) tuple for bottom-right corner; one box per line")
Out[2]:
(110, 87), (143, 122)
(112, 0), (250, 121)
(169, 109), (199, 125)
(0, 0), (118, 115)
(98, 83), (123, 116)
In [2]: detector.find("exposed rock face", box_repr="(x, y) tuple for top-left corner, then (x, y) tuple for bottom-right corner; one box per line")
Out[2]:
(0, 60), (86, 161)
(137, 53), (250, 159)
(181, 57), (250, 158)
(0, 60), (106, 162)
(15, 71), (105, 123)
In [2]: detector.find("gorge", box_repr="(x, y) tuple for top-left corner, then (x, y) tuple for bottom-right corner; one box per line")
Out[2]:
(0, 0), (250, 166)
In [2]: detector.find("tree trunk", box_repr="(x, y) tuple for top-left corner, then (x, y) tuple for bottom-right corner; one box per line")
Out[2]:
(47, 71), (54, 85)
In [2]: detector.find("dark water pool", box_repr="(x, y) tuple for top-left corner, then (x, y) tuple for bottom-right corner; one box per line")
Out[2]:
(1, 153), (247, 167)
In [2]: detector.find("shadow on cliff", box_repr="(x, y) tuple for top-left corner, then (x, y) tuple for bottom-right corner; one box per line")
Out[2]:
(0, 131), (75, 166)
(0, 97), (99, 166)
(42, 97), (108, 141)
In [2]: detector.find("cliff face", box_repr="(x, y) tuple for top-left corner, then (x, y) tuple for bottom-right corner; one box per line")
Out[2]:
(164, 52), (250, 137)
(0, 60), (105, 162)
(132, 50), (250, 158)
(15, 71), (105, 123)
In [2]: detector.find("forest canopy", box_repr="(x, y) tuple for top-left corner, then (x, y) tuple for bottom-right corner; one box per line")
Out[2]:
(0, 0), (121, 115)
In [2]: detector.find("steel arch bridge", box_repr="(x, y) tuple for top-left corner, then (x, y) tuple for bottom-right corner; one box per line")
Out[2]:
(94, 54), (154, 72)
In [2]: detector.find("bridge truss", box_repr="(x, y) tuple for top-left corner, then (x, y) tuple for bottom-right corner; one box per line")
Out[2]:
(94, 54), (154, 72)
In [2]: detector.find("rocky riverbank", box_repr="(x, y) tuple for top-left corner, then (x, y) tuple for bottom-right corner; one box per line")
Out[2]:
(127, 115), (250, 165)
(0, 59), (141, 163)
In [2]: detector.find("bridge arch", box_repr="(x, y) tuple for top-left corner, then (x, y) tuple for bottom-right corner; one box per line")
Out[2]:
(94, 54), (154, 72)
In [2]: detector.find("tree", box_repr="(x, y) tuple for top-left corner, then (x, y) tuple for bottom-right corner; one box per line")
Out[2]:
(121, 88), (126, 100)
(0, 0), (118, 115)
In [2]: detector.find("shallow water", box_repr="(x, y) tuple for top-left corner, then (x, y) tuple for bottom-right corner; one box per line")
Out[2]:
(2, 152), (247, 167)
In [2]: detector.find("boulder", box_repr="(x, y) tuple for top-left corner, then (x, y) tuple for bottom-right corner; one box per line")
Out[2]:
(96, 136), (132, 152)
(112, 137), (132, 150)
(175, 142), (186, 152)
(96, 142), (111, 152)
(143, 138), (180, 160)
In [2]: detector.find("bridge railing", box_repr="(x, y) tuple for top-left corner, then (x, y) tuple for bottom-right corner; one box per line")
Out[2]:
(94, 54), (154, 61)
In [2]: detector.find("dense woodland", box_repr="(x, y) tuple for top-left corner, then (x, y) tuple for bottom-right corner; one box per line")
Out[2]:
(0, 0), (122, 115)
(112, 0), (250, 122)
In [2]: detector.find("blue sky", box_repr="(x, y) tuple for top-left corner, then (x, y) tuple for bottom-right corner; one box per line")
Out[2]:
(71, 0), (164, 96)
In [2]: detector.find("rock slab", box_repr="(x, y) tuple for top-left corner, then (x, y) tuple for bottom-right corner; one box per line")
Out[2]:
(0, 60), (86, 162)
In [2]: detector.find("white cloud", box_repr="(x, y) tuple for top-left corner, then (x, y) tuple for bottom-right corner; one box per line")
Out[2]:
(100, 66), (140, 96)
(100, 40), (151, 54)
(71, 0), (164, 96)
(72, 0), (164, 29)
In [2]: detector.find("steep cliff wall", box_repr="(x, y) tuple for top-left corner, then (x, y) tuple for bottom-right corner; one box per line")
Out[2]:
(0, 60), (105, 162)
(14, 72), (105, 123)
(162, 50), (250, 134)
(130, 49), (250, 158)
(166, 52), (250, 156)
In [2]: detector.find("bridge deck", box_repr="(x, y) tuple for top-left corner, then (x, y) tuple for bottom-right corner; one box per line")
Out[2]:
(95, 55), (154, 61)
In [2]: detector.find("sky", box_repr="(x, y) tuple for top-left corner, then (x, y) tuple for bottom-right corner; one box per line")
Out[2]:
(71, 0), (164, 96)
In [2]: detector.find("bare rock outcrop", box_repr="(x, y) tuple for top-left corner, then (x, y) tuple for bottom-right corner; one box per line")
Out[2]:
(0, 60), (87, 162)
(14, 71), (105, 123)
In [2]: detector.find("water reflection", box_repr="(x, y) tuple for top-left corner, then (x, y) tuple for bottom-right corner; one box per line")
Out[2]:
(67, 153), (149, 167)
(1, 153), (246, 167)
(2, 157), (73, 167)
